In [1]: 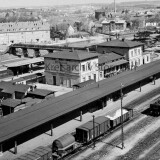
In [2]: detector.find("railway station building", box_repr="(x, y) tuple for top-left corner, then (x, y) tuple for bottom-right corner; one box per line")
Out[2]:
(96, 39), (151, 69)
(44, 50), (101, 87)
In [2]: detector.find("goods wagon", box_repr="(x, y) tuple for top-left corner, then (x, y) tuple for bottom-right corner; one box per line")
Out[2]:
(76, 116), (110, 143)
(14, 146), (52, 160)
(52, 133), (76, 158)
(150, 102), (160, 116)
(106, 108), (133, 128)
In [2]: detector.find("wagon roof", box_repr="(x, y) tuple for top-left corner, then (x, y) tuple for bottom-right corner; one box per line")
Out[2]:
(52, 133), (75, 149)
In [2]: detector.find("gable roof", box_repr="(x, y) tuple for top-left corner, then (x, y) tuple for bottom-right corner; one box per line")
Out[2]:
(99, 52), (123, 64)
(44, 50), (100, 61)
(1, 99), (22, 108)
(97, 39), (144, 48)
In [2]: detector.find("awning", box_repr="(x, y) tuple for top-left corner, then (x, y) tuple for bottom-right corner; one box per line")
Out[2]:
(105, 59), (128, 68)
(4, 57), (44, 68)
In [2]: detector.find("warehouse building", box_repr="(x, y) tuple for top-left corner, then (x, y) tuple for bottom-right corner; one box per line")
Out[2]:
(0, 21), (50, 44)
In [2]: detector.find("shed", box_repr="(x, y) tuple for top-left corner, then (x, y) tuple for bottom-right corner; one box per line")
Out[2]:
(1, 99), (23, 115)
(52, 133), (75, 150)
(27, 89), (55, 99)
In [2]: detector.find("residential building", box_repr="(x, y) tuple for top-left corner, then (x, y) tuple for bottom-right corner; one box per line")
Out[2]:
(101, 19), (126, 33)
(44, 50), (100, 87)
(96, 39), (150, 69)
(0, 21), (50, 44)
(99, 52), (129, 78)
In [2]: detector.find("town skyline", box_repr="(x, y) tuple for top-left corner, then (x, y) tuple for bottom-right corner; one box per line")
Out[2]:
(0, 0), (156, 8)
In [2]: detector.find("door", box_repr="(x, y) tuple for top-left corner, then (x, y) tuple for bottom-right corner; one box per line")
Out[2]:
(53, 76), (56, 85)
(94, 74), (96, 81)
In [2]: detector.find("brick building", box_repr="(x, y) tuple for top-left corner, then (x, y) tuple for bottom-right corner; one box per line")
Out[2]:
(44, 50), (101, 87)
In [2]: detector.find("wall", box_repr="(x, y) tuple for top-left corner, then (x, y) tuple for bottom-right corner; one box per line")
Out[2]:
(128, 46), (143, 68)
(80, 58), (99, 82)
(0, 30), (50, 44)
(44, 58), (80, 87)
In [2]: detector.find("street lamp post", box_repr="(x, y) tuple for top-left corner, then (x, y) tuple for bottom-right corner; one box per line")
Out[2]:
(120, 83), (125, 149)
(92, 115), (96, 148)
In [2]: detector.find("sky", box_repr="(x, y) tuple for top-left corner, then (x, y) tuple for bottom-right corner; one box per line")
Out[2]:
(0, 0), (155, 8)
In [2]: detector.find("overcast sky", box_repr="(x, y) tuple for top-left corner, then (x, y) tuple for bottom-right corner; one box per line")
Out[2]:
(0, 0), (154, 8)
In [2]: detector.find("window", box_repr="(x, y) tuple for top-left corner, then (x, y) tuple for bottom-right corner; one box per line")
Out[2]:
(83, 77), (86, 82)
(82, 65), (85, 72)
(88, 76), (91, 80)
(134, 49), (137, 56)
(138, 49), (141, 55)
(87, 62), (91, 70)
(131, 51), (134, 57)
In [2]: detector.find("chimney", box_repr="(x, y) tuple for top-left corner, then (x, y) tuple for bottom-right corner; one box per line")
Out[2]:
(86, 48), (89, 52)
(114, 0), (116, 13)
(103, 50), (106, 54)
(71, 48), (74, 52)
(122, 37), (125, 41)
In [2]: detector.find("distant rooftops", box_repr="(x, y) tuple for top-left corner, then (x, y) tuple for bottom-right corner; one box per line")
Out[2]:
(44, 50), (101, 61)
(97, 39), (144, 48)
(102, 19), (126, 24)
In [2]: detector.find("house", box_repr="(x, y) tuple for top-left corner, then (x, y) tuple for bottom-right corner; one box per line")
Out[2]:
(96, 39), (149, 69)
(98, 52), (129, 78)
(0, 99), (23, 116)
(101, 19), (126, 33)
(0, 81), (31, 99)
(44, 50), (101, 87)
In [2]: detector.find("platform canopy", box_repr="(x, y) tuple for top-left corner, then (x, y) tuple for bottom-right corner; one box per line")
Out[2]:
(3, 57), (44, 68)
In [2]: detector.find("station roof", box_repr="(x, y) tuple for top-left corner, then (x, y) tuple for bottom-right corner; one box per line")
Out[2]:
(0, 60), (160, 143)
(3, 57), (44, 68)
(44, 50), (100, 61)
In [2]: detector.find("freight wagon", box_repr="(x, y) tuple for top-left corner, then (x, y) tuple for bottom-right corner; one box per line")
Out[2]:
(14, 146), (52, 160)
(52, 133), (78, 159)
(150, 100), (160, 116)
(76, 116), (110, 143)
(106, 108), (133, 128)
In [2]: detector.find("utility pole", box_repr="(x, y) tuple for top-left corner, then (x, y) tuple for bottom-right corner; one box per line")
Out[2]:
(92, 115), (96, 148)
(120, 83), (125, 149)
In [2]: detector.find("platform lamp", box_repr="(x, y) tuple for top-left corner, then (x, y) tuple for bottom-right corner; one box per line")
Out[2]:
(120, 83), (125, 149)
(92, 115), (96, 148)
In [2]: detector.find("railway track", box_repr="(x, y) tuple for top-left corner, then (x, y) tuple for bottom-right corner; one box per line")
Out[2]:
(63, 87), (160, 160)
